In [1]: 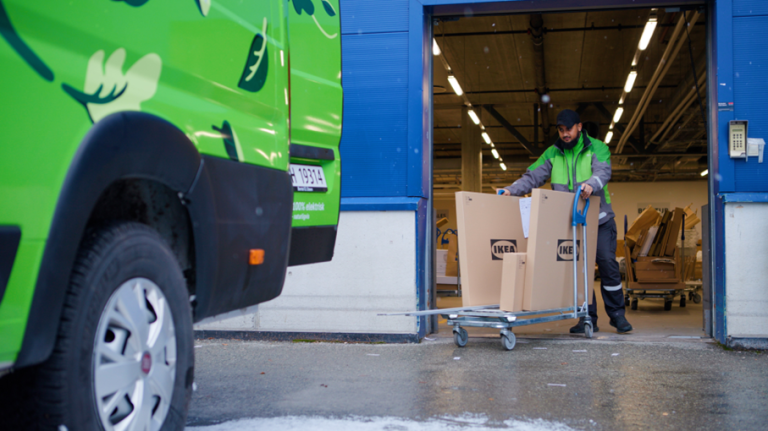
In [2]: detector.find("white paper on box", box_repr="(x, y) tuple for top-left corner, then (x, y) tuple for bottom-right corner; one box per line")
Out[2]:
(519, 197), (532, 238)
(436, 249), (448, 276)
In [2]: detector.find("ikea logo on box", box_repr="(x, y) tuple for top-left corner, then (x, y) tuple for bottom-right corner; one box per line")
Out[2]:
(556, 239), (581, 261)
(490, 239), (517, 260)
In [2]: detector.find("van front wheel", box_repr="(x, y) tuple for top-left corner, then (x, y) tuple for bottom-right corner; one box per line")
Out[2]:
(22, 222), (193, 430)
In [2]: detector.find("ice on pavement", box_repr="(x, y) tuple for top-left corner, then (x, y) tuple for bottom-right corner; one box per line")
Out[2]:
(186, 414), (575, 430)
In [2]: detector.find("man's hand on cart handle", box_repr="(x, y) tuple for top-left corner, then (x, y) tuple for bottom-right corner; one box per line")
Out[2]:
(496, 188), (511, 196)
(580, 184), (593, 199)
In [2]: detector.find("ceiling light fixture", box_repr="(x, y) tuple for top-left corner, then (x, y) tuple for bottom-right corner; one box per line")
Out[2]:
(468, 109), (480, 125)
(613, 107), (624, 123)
(701, 169), (709, 177)
(432, 39), (441, 56)
(481, 132), (492, 144)
(447, 75), (463, 96)
(605, 131), (614, 143)
(492, 149), (499, 159)
(500, 163), (507, 171)
(624, 69), (638, 93)
(638, 13), (658, 51)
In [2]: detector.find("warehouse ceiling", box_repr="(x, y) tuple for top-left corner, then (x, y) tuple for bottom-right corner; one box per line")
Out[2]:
(432, 7), (708, 195)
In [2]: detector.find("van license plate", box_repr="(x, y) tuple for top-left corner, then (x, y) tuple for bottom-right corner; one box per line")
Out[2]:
(290, 164), (327, 192)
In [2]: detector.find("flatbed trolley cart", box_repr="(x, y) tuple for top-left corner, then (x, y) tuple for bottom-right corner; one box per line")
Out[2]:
(623, 214), (698, 310)
(380, 195), (595, 351)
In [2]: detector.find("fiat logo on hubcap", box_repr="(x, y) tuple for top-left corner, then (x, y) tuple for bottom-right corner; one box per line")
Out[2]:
(141, 352), (152, 374)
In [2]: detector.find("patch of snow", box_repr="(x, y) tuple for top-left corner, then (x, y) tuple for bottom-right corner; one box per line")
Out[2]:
(187, 415), (575, 431)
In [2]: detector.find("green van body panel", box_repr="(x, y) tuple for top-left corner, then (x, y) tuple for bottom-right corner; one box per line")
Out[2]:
(287, 0), (342, 228)
(0, 0), (342, 367)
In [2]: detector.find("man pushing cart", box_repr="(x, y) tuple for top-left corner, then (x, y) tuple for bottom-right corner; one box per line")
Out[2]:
(498, 109), (632, 334)
(380, 192), (597, 351)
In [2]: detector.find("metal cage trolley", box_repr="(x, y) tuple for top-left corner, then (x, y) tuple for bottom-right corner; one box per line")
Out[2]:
(380, 194), (595, 351)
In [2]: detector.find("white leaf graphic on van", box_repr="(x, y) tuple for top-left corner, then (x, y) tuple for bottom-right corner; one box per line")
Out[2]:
(195, 0), (210, 17)
(212, 120), (243, 161)
(238, 17), (268, 92)
(289, 0), (338, 39)
(62, 48), (162, 123)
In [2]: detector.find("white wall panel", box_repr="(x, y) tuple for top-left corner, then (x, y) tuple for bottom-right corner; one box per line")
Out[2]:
(725, 202), (768, 337)
(196, 211), (417, 334)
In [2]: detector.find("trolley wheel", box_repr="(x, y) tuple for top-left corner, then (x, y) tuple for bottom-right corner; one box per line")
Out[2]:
(664, 300), (673, 311)
(500, 331), (516, 351)
(453, 327), (468, 348)
(693, 293), (702, 304)
(680, 295), (687, 308)
(584, 322), (594, 339)
(631, 299), (638, 310)
(624, 295), (630, 307)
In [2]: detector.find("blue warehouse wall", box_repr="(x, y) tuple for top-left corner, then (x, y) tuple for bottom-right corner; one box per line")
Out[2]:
(731, 3), (768, 191)
(339, 0), (411, 198)
(712, 0), (768, 344)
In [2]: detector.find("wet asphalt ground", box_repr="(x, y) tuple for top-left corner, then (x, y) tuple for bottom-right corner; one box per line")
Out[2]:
(187, 336), (768, 430)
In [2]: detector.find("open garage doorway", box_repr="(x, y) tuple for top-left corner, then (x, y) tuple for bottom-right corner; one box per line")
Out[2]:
(430, 4), (711, 341)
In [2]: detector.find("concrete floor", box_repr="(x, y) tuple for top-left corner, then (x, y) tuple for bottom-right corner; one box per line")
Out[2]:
(187, 336), (768, 430)
(436, 281), (705, 342)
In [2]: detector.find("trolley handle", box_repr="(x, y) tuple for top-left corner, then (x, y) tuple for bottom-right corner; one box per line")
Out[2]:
(572, 192), (590, 226)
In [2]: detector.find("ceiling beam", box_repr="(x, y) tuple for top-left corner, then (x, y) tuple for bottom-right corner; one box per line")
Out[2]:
(529, 14), (551, 144)
(483, 105), (542, 156)
(436, 22), (704, 38)
(593, 102), (646, 154)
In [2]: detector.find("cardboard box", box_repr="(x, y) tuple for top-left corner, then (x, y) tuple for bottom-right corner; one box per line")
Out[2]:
(455, 192), (528, 306)
(694, 261), (703, 280)
(444, 234), (458, 276)
(634, 257), (677, 282)
(662, 208), (684, 257)
(522, 189), (599, 311)
(500, 253), (526, 312)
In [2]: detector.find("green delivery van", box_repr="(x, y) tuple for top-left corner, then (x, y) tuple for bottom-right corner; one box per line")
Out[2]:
(0, 0), (342, 429)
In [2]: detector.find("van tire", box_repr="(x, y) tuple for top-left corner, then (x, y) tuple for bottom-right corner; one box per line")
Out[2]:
(2, 222), (194, 430)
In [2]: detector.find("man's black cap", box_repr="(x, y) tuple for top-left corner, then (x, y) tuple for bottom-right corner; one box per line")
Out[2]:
(556, 109), (581, 129)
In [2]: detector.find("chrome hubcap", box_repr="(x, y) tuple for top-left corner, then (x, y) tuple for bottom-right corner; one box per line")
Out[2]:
(93, 278), (176, 431)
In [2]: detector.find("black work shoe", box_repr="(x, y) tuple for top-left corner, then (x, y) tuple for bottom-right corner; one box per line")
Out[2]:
(610, 316), (633, 333)
(569, 318), (599, 334)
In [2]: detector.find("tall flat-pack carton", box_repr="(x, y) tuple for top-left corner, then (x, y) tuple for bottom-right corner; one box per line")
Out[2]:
(523, 189), (599, 311)
(455, 192), (528, 306)
(500, 253), (527, 312)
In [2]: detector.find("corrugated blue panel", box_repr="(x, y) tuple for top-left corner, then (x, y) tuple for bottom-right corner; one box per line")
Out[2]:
(340, 33), (409, 197)
(340, 0), (409, 35)
(721, 192), (768, 203)
(733, 16), (768, 192)
(340, 197), (420, 211)
(734, 1), (768, 17)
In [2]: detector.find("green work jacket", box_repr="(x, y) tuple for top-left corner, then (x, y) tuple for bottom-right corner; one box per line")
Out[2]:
(503, 132), (615, 225)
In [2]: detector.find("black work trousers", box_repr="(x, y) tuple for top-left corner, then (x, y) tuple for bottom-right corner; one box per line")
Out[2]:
(588, 217), (625, 326)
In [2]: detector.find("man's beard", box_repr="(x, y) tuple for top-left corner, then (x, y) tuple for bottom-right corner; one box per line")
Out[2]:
(560, 131), (580, 150)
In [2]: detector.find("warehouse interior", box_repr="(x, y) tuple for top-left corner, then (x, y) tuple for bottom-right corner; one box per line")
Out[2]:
(431, 6), (710, 339)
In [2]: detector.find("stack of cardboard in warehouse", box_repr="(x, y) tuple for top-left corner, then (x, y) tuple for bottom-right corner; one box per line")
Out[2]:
(455, 189), (598, 313)
(625, 205), (691, 283)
